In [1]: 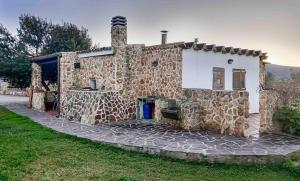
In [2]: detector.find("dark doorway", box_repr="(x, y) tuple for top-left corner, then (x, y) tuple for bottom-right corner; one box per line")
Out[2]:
(37, 57), (59, 116)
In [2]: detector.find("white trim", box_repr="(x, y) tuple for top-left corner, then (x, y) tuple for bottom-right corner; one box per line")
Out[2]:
(79, 49), (114, 58)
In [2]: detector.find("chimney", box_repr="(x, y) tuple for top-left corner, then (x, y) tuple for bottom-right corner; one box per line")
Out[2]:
(160, 30), (168, 45)
(111, 16), (127, 49)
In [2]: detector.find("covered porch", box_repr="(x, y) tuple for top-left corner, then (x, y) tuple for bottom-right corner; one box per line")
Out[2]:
(30, 53), (61, 116)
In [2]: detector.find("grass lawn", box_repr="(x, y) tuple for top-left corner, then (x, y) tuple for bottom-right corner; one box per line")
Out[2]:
(0, 106), (299, 181)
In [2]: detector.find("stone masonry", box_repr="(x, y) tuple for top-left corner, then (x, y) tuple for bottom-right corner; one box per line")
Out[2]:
(31, 63), (42, 89)
(180, 89), (249, 136)
(260, 90), (300, 133)
(136, 45), (182, 99)
(59, 52), (78, 107)
(31, 92), (45, 112)
(61, 90), (136, 125)
(31, 63), (45, 111)
(78, 55), (115, 91)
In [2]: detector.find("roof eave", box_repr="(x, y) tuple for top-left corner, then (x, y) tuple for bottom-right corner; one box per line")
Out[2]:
(182, 41), (267, 58)
(31, 52), (62, 62)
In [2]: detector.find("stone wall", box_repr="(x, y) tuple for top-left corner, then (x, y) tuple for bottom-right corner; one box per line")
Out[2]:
(135, 45), (182, 99)
(123, 44), (182, 99)
(154, 99), (182, 127)
(60, 90), (136, 125)
(78, 55), (116, 91)
(0, 87), (28, 96)
(180, 89), (249, 136)
(56, 43), (182, 125)
(260, 90), (300, 132)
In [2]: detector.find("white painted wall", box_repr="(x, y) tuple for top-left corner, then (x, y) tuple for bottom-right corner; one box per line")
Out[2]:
(182, 49), (260, 113)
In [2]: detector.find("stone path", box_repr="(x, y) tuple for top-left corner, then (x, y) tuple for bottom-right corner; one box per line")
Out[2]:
(0, 95), (28, 105)
(245, 113), (260, 138)
(1, 96), (300, 164)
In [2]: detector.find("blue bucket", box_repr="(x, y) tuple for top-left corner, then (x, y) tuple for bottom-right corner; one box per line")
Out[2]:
(143, 103), (152, 119)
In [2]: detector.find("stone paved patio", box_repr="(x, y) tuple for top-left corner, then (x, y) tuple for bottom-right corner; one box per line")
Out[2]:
(1, 98), (300, 164)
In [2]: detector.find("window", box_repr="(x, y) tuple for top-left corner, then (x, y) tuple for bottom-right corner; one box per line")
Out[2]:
(90, 79), (97, 90)
(213, 67), (225, 90)
(233, 69), (246, 90)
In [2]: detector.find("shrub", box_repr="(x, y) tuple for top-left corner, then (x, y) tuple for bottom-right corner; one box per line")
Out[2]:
(273, 105), (300, 135)
(283, 155), (300, 176)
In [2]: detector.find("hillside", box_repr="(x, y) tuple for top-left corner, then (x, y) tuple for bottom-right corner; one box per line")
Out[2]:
(266, 64), (300, 80)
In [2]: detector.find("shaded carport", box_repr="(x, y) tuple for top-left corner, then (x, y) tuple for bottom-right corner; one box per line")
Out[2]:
(31, 53), (61, 115)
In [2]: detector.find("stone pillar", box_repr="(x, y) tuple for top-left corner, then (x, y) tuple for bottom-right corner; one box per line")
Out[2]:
(259, 59), (266, 88)
(259, 58), (267, 133)
(31, 62), (45, 111)
(59, 52), (79, 114)
(31, 62), (42, 89)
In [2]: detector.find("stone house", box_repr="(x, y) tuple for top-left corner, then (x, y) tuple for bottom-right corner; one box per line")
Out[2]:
(31, 16), (272, 137)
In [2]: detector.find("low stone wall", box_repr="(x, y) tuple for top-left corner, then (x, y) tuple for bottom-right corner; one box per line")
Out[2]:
(180, 89), (249, 136)
(260, 90), (300, 132)
(0, 88), (28, 96)
(154, 99), (181, 127)
(32, 92), (45, 112)
(60, 90), (136, 125)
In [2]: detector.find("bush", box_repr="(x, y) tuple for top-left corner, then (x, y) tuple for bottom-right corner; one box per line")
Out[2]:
(273, 105), (300, 135)
(283, 155), (300, 176)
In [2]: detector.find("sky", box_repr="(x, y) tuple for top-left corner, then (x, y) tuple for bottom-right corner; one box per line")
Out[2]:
(0, 0), (299, 66)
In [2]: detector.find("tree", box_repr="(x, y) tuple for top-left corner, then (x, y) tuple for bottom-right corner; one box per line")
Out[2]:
(0, 15), (93, 88)
(42, 23), (92, 55)
(265, 71), (276, 88)
(17, 14), (50, 56)
(0, 24), (16, 61)
(0, 55), (31, 88)
(0, 24), (31, 88)
(290, 68), (300, 86)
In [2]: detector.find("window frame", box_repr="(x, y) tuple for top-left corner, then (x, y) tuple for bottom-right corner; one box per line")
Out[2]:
(212, 67), (225, 90)
(232, 69), (246, 90)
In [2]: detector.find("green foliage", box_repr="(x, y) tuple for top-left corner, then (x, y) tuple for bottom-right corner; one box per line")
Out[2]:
(42, 23), (92, 55)
(1, 14), (92, 88)
(290, 68), (300, 86)
(283, 159), (300, 176)
(283, 152), (300, 177)
(265, 71), (276, 88)
(17, 14), (51, 55)
(0, 24), (16, 61)
(0, 24), (31, 88)
(273, 105), (300, 135)
(0, 55), (31, 88)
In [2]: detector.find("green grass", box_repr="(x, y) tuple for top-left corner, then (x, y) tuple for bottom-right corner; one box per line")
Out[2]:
(0, 106), (299, 181)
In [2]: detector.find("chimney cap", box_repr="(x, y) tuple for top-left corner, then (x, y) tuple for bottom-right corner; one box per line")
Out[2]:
(160, 30), (168, 34)
(111, 16), (127, 27)
(112, 16), (126, 20)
